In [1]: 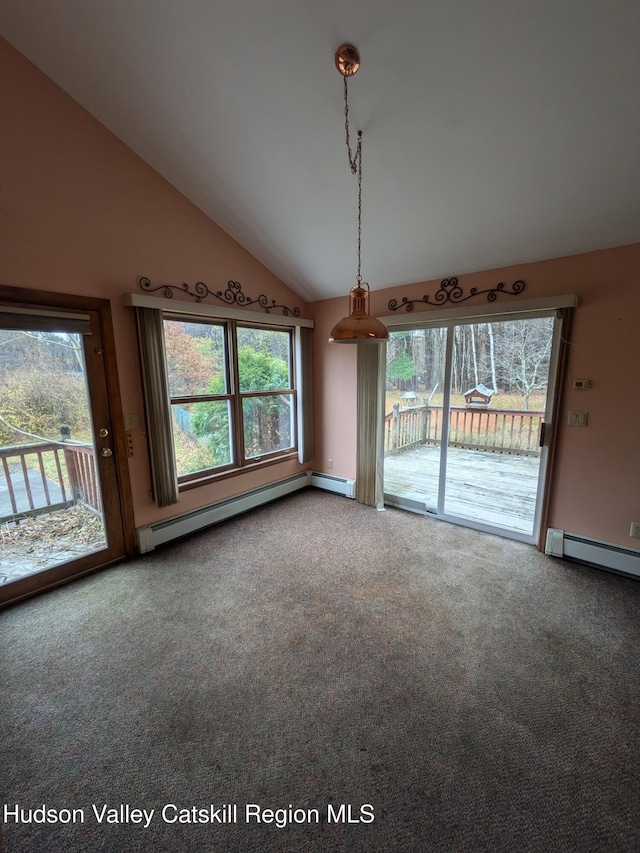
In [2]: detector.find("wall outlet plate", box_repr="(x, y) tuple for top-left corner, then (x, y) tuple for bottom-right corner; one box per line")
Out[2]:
(630, 522), (640, 539)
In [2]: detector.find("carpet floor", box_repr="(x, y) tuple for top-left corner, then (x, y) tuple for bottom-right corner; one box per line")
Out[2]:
(1, 489), (639, 852)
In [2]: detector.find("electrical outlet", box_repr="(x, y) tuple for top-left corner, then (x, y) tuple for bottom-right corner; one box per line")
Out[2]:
(630, 522), (640, 539)
(327, 458), (333, 469)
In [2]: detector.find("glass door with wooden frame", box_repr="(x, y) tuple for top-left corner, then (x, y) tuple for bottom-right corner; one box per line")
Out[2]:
(383, 312), (560, 543)
(0, 307), (126, 598)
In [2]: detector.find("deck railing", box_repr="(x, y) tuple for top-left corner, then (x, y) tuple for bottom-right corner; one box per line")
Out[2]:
(384, 404), (544, 457)
(0, 441), (100, 524)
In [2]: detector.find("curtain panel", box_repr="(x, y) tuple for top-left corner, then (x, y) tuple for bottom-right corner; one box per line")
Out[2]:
(296, 325), (313, 465)
(356, 343), (386, 508)
(135, 307), (179, 507)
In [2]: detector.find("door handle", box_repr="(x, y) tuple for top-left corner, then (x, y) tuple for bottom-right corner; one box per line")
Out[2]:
(101, 447), (113, 457)
(539, 422), (547, 447)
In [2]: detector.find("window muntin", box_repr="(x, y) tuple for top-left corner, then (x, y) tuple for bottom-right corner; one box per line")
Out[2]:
(163, 317), (296, 481)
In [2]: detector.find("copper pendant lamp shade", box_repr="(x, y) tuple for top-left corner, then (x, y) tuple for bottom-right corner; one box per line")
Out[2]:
(329, 45), (389, 345)
(329, 282), (389, 343)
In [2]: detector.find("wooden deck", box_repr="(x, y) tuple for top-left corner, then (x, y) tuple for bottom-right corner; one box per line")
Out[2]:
(383, 444), (542, 534)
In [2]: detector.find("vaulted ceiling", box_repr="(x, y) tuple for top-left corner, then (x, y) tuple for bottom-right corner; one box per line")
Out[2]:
(2, 1), (640, 301)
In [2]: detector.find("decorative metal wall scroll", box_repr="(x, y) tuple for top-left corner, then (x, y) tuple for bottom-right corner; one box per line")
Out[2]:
(137, 276), (300, 317)
(387, 277), (526, 312)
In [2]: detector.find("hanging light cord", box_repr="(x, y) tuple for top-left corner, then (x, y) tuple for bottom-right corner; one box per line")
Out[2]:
(343, 76), (363, 282)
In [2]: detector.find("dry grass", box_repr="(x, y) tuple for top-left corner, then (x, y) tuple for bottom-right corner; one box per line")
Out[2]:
(385, 390), (547, 413)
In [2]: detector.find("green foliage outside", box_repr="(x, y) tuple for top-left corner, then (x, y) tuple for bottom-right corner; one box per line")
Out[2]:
(237, 347), (288, 392)
(172, 425), (220, 477)
(190, 394), (231, 468)
(190, 346), (290, 465)
(387, 353), (416, 383)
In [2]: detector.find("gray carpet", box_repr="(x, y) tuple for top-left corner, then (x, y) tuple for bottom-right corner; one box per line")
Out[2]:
(1, 489), (639, 852)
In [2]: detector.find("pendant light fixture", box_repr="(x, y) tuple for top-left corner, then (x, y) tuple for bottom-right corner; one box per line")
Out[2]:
(329, 45), (389, 344)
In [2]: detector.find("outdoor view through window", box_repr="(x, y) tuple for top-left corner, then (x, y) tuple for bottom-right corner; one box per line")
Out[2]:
(384, 316), (555, 538)
(0, 328), (106, 584)
(163, 319), (295, 479)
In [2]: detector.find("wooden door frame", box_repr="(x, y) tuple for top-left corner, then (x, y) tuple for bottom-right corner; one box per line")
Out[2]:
(0, 284), (136, 606)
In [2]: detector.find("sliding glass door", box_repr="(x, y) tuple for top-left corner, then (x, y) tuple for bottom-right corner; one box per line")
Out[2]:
(383, 327), (447, 512)
(383, 312), (561, 542)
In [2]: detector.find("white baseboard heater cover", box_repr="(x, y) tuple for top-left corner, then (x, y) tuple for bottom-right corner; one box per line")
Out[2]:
(137, 472), (311, 553)
(310, 473), (355, 499)
(545, 528), (640, 580)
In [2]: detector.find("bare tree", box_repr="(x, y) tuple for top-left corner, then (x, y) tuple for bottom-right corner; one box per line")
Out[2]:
(497, 318), (553, 408)
(487, 323), (497, 392)
(470, 325), (479, 387)
(13, 331), (84, 373)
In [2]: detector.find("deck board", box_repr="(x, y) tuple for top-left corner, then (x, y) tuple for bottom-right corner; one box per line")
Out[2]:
(383, 444), (541, 534)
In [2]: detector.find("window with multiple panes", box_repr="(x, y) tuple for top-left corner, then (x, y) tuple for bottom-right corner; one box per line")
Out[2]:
(163, 317), (296, 481)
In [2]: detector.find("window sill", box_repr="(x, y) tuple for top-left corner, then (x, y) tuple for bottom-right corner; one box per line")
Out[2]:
(177, 451), (300, 492)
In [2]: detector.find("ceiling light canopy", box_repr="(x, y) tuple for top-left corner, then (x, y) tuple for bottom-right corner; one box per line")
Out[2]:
(329, 45), (389, 345)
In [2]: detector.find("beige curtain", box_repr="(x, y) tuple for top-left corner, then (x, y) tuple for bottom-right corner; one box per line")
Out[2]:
(135, 307), (179, 507)
(296, 325), (313, 464)
(356, 343), (386, 508)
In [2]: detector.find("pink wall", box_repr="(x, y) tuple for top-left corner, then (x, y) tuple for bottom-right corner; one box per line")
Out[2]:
(311, 247), (640, 550)
(311, 296), (359, 480)
(0, 38), (309, 528)
(3, 36), (639, 552)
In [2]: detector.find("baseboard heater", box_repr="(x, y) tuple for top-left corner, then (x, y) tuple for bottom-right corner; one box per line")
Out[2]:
(310, 472), (355, 499)
(545, 529), (640, 580)
(137, 472), (311, 553)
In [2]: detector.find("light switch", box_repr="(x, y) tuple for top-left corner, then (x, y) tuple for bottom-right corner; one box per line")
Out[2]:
(568, 411), (588, 427)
